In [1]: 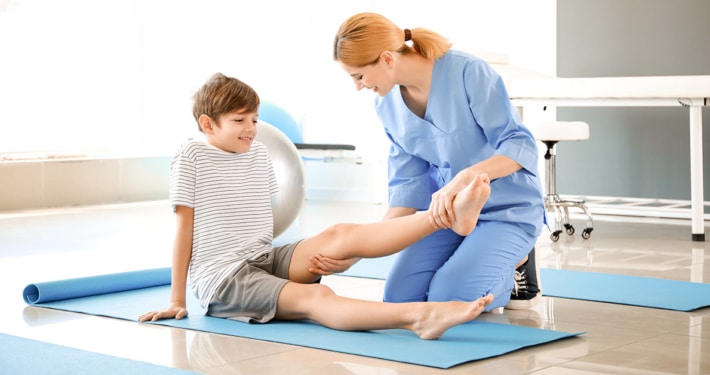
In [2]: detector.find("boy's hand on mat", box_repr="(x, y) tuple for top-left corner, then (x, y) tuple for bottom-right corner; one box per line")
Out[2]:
(138, 304), (188, 322)
(308, 254), (360, 275)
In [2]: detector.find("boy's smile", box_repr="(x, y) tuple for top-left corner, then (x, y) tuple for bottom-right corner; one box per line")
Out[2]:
(200, 111), (259, 153)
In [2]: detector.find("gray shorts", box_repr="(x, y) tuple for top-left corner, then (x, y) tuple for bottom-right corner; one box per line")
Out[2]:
(207, 241), (300, 323)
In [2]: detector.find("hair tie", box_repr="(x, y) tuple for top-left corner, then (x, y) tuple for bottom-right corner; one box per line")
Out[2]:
(403, 29), (412, 42)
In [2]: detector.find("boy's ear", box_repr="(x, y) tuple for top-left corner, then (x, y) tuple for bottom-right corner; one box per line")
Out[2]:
(198, 114), (214, 134)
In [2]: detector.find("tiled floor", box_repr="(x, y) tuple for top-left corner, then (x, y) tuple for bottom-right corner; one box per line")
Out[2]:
(1, 199), (708, 374)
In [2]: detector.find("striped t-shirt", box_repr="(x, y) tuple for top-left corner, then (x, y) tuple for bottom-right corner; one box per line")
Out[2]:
(170, 139), (279, 310)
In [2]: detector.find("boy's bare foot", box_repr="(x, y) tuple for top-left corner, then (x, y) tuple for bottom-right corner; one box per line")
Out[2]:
(411, 294), (494, 340)
(451, 174), (491, 236)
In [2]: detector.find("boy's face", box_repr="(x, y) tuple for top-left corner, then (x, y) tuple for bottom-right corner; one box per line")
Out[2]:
(201, 110), (259, 153)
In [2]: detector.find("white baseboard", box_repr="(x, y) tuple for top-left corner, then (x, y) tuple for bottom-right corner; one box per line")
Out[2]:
(0, 156), (170, 212)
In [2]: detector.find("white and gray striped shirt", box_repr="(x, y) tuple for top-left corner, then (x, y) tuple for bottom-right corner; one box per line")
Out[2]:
(169, 139), (279, 310)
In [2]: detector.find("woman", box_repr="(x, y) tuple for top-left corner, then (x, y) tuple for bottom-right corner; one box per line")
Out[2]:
(323, 12), (546, 311)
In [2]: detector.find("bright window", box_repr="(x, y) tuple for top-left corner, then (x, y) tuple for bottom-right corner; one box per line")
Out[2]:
(0, 0), (555, 159)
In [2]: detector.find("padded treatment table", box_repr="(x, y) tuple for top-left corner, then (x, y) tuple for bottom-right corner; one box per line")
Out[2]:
(507, 74), (710, 241)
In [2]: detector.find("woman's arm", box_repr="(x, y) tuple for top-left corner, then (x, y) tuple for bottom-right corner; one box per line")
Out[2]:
(463, 154), (522, 181)
(428, 155), (519, 229)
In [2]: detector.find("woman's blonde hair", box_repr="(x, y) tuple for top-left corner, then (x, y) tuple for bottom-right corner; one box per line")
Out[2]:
(333, 12), (452, 67)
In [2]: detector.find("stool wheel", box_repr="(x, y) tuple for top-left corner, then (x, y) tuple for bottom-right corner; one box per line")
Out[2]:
(582, 228), (593, 240)
(550, 230), (562, 242)
(564, 223), (575, 235)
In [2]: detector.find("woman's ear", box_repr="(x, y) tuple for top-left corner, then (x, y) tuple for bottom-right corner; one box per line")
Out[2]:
(199, 114), (214, 134)
(380, 50), (394, 66)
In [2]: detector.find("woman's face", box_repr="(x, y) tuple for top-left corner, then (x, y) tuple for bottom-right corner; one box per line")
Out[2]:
(339, 54), (395, 97)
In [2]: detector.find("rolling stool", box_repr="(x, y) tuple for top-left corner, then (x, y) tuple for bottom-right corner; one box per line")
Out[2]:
(532, 121), (594, 242)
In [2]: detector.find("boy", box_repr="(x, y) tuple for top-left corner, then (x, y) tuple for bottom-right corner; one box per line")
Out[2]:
(139, 73), (493, 340)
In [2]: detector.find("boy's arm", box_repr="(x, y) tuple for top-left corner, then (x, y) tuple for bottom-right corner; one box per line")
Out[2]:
(168, 205), (194, 314)
(138, 205), (194, 322)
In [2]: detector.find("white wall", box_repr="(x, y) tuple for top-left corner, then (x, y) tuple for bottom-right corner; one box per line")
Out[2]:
(0, 0), (556, 203)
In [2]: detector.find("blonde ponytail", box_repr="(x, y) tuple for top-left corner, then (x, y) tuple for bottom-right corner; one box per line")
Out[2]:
(334, 13), (451, 66)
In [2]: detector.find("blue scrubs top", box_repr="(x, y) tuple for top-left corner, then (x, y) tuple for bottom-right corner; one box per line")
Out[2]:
(375, 50), (545, 236)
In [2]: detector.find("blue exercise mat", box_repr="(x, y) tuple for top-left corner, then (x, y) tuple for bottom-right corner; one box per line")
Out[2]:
(0, 332), (198, 375)
(341, 258), (710, 312)
(540, 268), (710, 311)
(22, 268), (582, 369)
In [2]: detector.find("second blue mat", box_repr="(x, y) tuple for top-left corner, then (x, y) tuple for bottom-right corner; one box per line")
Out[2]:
(0, 332), (198, 375)
(342, 258), (710, 312)
(540, 268), (710, 311)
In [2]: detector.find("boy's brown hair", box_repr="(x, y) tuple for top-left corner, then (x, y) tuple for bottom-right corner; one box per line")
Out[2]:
(192, 73), (260, 132)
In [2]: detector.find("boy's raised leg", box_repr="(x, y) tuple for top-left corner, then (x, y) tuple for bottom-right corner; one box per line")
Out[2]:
(290, 173), (491, 283)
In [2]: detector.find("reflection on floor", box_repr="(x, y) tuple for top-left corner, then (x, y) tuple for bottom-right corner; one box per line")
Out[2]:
(0, 200), (708, 374)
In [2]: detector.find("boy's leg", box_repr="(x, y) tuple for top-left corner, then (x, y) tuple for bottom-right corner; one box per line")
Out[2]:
(274, 281), (493, 340)
(288, 174), (491, 284)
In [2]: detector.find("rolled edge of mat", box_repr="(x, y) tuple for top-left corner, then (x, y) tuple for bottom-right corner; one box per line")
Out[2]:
(22, 267), (172, 305)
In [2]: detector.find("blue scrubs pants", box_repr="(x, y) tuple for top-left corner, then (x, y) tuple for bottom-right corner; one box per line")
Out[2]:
(383, 220), (536, 311)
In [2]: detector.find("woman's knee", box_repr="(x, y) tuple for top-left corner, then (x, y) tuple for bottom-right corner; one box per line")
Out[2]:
(427, 273), (511, 306)
(383, 232), (460, 302)
(383, 276), (429, 302)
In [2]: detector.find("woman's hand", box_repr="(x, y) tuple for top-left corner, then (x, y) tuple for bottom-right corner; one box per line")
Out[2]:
(138, 303), (188, 322)
(309, 254), (361, 276)
(429, 170), (473, 229)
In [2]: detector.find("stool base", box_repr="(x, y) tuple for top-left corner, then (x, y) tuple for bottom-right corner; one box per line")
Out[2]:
(545, 194), (594, 242)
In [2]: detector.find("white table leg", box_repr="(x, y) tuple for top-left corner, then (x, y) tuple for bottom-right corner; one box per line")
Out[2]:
(689, 105), (705, 241)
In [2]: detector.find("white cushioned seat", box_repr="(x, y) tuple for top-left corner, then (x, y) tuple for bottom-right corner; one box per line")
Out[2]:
(529, 121), (589, 142)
